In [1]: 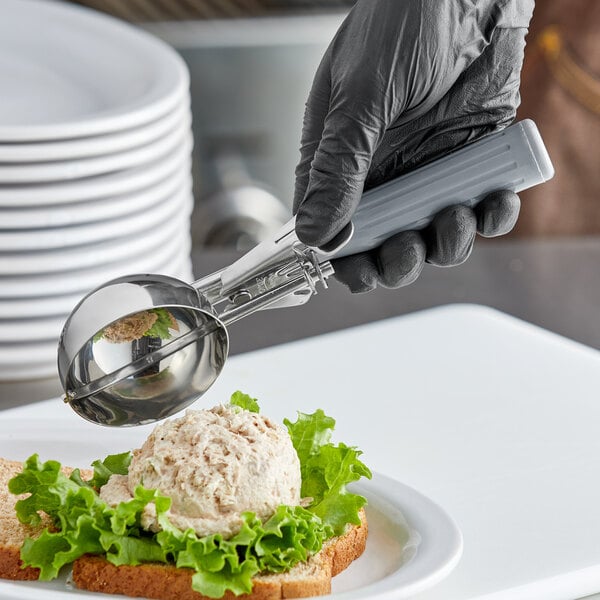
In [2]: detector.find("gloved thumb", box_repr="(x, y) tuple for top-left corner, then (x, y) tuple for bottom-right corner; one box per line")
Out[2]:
(294, 108), (381, 249)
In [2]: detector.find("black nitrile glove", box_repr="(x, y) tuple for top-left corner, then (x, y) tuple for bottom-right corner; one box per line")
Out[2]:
(293, 0), (534, 293)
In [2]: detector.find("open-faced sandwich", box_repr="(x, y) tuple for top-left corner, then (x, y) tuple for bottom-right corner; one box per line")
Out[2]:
(0, 392), (371, 599)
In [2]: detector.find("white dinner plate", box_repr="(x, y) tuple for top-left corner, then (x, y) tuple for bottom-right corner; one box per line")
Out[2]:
(0, 243), (193, 320)
(0, 162), (190, 229)
(0, 0), (188, 141)
(0, 215), (191, 298)
(0, 189), (190, 276)
(0, 418), (462, 599)
(0, 132), (192, 207)
(0, 115), (190, 184)
(0, 292), (86, 320)
(0, 360), (61, 382)
(0, 341), (59, 368)
(0, 171), (192, 251)
(0, 102), (188, 163)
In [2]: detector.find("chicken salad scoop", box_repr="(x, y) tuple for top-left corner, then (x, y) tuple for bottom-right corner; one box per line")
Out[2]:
(100, 403), (303, 538)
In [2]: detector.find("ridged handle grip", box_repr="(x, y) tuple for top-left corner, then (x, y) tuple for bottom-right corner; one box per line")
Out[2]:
(336, 119), (554, 259)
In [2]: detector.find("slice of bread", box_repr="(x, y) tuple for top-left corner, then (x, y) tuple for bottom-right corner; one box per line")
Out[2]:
(0, 457), (367, 599)
(0, 457), (93, 581)
(0, 458), (50, 581)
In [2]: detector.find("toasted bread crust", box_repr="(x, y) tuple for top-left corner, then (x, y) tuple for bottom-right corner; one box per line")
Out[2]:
(72, 558), (286, 600)
(0, 541), (40, 581)
(326, 510), (368, 577)
(72, 510), (368, 600)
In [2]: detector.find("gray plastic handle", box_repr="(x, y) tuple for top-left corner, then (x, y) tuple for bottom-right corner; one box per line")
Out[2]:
(336, 119), (554, 258)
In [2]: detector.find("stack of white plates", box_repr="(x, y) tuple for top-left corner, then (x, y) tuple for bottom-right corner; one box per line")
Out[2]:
(0, 0), (195, 381)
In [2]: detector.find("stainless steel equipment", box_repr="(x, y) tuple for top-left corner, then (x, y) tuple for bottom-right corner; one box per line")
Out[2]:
(58, 121), (554, 426)
(192, 153), (290, 251)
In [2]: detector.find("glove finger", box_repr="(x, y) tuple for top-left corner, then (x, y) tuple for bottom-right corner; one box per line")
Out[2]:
(475, 189), (521, 237)
(377, 230), (426, 289)
(296, 25), (403, 250)
(295, 70), (395, 249)
(331, 231), (426, 293)
(425, 204), (477, 267)
(331, 252), (379, 294)
(293, 52), (332, 215)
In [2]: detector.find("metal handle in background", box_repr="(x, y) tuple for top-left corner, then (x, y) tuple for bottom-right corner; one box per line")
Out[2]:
(336, 119), (554, 259)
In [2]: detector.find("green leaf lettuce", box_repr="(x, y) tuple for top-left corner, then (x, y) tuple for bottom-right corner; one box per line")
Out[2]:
(230, 391), (260, 413)
(285, 409), (372, 535)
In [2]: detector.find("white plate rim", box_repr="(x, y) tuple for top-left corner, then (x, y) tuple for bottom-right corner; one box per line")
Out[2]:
(0, 0), (188, 141)
(0, 116), (191, 184)
(0, 292), (87, 319)
(0, 245), (193, 319)
(0, 103), (189, 164)
(0, 162), (191, 229)
(0, 130), (191, 207)
(0, 161), (192, 251)
(0, 212), (192, 298)
(0, 420), (462, 599)
(338, 473), (463, 599)
(0, 189), (191, 275)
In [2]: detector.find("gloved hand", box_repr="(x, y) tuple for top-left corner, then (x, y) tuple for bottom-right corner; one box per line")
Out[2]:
(293, 0), (534, 292)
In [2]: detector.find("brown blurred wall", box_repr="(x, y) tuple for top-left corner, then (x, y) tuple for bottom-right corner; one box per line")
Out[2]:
(514, 0), (600, 236)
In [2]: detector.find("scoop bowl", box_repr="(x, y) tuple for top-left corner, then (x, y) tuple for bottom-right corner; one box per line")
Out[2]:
(57, 274), (228, 426)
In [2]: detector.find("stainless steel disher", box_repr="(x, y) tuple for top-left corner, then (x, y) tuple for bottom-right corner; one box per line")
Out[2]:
(58, 120), (554, 426)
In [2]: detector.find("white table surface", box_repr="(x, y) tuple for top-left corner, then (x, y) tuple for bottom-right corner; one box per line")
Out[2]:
(2, 304), (600, 599)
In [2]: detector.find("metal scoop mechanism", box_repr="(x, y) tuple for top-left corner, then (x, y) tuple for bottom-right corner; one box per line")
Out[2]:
(57, 120), (555, 427)
(58, 224), (338, 426)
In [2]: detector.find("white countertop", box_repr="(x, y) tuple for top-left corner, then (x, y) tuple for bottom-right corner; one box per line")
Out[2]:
(2, 304), (600, 599)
